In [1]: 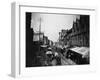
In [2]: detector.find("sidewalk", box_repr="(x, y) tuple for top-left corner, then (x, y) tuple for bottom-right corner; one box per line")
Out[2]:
(61, 58), (76, 65)
(59, 52), (76, 65)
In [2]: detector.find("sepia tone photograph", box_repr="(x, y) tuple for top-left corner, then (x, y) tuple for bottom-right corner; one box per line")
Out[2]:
(26, 12), (90, 67)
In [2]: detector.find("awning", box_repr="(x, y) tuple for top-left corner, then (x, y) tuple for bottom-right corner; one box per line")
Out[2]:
(70, 47), (89, 56)
(40, 45), (48, 47)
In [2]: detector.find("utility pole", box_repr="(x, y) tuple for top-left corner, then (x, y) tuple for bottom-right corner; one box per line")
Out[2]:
(39, 17), (41, 42)
(39, 17), (41, 52)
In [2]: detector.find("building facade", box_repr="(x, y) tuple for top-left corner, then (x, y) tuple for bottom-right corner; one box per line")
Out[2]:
(59, 15), (90, 48)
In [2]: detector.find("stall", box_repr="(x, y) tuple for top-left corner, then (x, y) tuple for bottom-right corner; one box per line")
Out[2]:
(66, 47), (89, 64)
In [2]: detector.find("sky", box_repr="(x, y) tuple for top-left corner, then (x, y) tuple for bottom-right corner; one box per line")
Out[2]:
(31, 13), (79, 42)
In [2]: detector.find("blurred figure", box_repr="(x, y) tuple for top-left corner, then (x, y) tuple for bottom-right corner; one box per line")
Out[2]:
(45, 47), (53, 66)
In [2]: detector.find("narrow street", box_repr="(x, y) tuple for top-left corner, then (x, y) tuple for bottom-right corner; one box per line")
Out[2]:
(39, 46), (77, 66)
(35, 46), (89, 66)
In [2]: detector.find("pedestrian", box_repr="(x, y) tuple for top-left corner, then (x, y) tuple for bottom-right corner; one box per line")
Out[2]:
(45, 47), (53, 65)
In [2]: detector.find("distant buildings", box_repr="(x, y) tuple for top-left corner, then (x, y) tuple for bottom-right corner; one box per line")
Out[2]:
(59, 15), (90, 47)
(59, 29), (68, 48)
(33, 32), (44, 42)
(43, 36), (48, 45)
(33, 32), (54, 46)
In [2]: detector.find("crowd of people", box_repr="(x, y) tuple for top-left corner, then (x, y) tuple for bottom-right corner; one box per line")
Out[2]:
(44, 47), (61, 66)
(35, 45), (67, 66)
